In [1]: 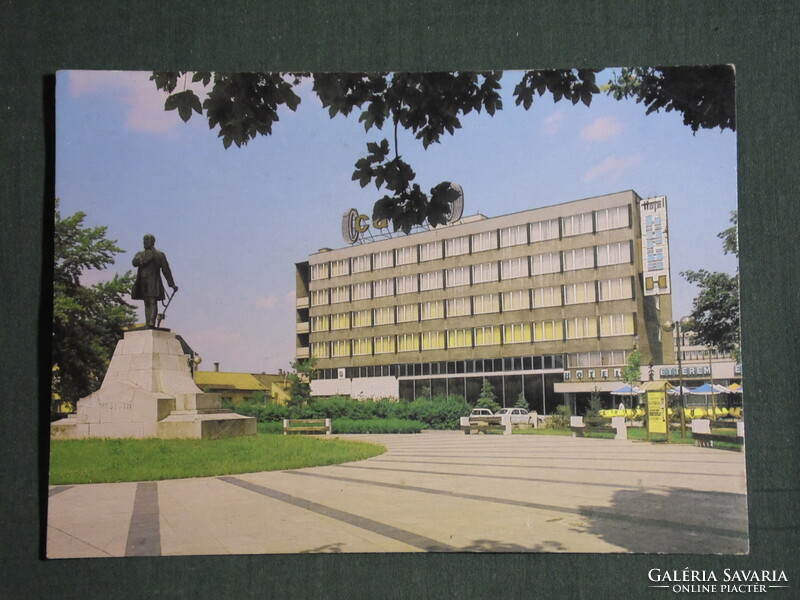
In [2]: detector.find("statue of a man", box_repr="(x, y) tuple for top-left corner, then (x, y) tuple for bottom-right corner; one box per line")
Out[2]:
(131, 234), (178, 328)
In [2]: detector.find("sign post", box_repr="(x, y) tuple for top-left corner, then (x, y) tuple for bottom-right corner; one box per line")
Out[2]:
(643, 380), (673, 443)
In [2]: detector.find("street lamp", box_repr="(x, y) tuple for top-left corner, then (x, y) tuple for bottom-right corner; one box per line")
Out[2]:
(662, 318), (689, 439)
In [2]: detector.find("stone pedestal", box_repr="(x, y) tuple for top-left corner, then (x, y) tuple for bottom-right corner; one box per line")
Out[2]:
(51, 328), (256, 440)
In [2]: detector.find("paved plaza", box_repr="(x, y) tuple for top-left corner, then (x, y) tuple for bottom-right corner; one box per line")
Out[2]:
(47, 432), (748, 557)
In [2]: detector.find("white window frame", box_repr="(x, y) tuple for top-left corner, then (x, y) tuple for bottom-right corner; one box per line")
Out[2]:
(352, 282), (372, 300)
(330, 258), (350, 278)
(530, 218), (559, 242)
(421, 300), (445, 320)
(310, 263), (329, 281)
(373, 306), (395, 325)
(330, 312), (351, 330)
(565, 317), (597, 339)
(563, 247), (595, 271)
(595, 206), (630, 232)
(532, 286), (561, 308)
(564, 282), (596, 305)
(311, 342), (330, 359)
(500, 224), (528, 248)
(396, 303), (419, 323)
(330, 285), (350, 304)
(419, 241), (442, 262)
(397, 333), (419, 352)
(419, 270), (444, 291)
(446, 297), (471, 317)
(331, 340), (351, 357)
(395, 245), (417, 266)
(352, 309), (372, 328)
(372, 250), (394, 270)
(421, 331), (446, 351)
(597, 242), (631, 266)
(501, 257), (528, 280)
(471, 230), (497, 252)
(395, 274), (418, 294)
(472, 261), (499, 284)
(473, 293), (500, 314)
(310, 289), (329, 307)
(352, 338), (373, 356)
(562, 212), (593, 237)
(474, 326), (500, 346)
(373, 335), (396, 354)
(447, 328), (472, 348)
(503, 323), (532, 344)
(372, 278), (394, 298)
(531, 252), (561, 275)
(351, 254), (372, 274)
(446, 266), (470, 287)
(502, 289), (530, 311)
(598, 277), (633, 301)
(445, 235), (470, 257)
(311, 315), (330, 332)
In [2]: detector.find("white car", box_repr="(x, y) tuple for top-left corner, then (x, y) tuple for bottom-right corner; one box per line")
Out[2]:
(469, 408), (494, 417)
(496, 407), (534, 424)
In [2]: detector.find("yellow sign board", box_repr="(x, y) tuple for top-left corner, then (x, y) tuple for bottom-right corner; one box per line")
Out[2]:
(647, 391), (667, 434)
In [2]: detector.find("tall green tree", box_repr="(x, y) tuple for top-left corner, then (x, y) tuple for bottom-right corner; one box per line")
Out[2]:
(681, 211), (740, 356)
(152, 67), (733, 233)
(287, 358), (317, 407)
(476, 378), (501, 412)
(52, 199), (137, 410)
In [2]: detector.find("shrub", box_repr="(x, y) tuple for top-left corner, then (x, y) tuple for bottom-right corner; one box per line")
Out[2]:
(408, 394), (470, 429)
(544, 404), (572, 429)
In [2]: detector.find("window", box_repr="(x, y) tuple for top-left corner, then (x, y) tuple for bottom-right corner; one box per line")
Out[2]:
(531, 252), (560, 275)
(502, 289), (530, 311)
(311, 315), (329, 332)
(311, 342), (330, 359)
(310, 263), (329, 280)
(352, 338), (373, 356)
(500, 224), (528, 247)
(563, 247), (595, 271)
(503, 323), (532, 344)
(351, 254), (371, 273)
(597, 242), (631, 266)
(595, 206), (630, 231)
(374, 336), (396, 354)
(330, 258), (350, 277)
(598, 277), (633, 300)
(419, 241), (442, 262)
(565, 317), (597, 339)
(421, 300), (444, 320)
(330, 312), (351, 330)
(352, 282), (372, 300)
(421, 331), (446, 350)
(396, 303), (419, 323)
(533, 320), (563, 341)
(396, 274), (418, 294)
(472, 261), (499, 283)
(310, 289), (329, 306)
(473, 293), (499, 314)
(599, 313), (635, 337)
(447, 328), (473, 348)
(446, 266), (470, 287)
(474, 326), (501, 346)
(530, 218), (559, 242)
(446, 297), (471, 317)
(532, 286), (561, 308)
(395, 246), (417, 266)
(471, 230), (497, 252)
(501, 257), (528, 279)
(372, 278), (394, 298)
(330, 286), (350, 304)
(445, 236), (469, 257)
(562, 212), (593, 237)
(564, 282), (596, 305)
(397, 333), (419, 352)
(419, 270), (443, 291)
(569, 352), (602, 368)
(331, 340), (351, 357)
(352, 309), (372, 328)
(373, 306), (394, 325)
(372, 250), (394, 270)
(603, 349), (628, 366)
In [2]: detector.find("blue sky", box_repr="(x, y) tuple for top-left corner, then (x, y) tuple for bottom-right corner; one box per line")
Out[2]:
(55, 70), (738, 374)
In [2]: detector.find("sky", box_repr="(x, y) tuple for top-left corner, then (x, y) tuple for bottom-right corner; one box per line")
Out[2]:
(55, 69), (738, 374)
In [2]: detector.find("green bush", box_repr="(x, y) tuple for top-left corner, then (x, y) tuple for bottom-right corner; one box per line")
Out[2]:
(544, 404), (572, 429)
(333, 418), (424, 434)
(408, 395), (470, 429)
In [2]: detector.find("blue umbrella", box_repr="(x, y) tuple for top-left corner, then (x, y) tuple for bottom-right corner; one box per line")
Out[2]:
(611, 385), (642, 395)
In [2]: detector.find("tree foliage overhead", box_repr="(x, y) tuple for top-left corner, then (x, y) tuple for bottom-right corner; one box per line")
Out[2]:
(152, 67), (734, 232)
(52, 199), (137, 408)
(681, 212), (740, 355)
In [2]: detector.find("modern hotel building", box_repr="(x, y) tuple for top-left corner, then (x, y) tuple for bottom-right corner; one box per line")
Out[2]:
(295, 190), (674, 414)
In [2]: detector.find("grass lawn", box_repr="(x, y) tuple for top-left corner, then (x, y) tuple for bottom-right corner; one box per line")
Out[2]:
(49, 434), (386, 484)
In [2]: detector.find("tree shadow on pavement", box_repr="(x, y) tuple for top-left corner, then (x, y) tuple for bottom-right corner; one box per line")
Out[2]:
(576, 487), (748, 553)
(456, 539), (568, 552)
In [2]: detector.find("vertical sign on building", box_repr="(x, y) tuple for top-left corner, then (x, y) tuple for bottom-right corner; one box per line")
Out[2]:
(639, 195), (671, 296)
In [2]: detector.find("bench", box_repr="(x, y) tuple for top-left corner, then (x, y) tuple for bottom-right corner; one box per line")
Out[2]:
(570, 416), (627, 440)
(283, 418), (332, 435)
(460, 415), (511, 435)
(691, 419), (744, 448)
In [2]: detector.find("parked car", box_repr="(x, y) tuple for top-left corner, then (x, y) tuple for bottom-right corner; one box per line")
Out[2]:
(496, 407), (534, 424)
(469, 407), (494, 417)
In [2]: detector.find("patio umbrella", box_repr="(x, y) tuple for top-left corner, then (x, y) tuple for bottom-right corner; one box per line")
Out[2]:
(611, 385), (642, 395)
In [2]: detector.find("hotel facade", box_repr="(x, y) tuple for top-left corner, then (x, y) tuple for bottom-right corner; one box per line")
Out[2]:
(295, 190), (674, 414)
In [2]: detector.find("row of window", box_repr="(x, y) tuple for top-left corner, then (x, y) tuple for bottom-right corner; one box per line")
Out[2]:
(309, 242), (632, 305)
(309, 278), (633, 331)
(309, 206), (631, 280)
(567, 350), (632, 368)
(310, 314), (636, 358)
(316, 354), (567, 380)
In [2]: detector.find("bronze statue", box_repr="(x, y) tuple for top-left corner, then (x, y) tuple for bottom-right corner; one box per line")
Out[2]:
(131, 234), (178, 328)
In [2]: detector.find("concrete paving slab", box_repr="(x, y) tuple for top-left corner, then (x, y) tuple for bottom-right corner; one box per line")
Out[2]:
(47, 432), (748, 557)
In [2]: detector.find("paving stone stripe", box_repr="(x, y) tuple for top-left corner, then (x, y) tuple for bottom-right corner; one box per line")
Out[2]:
(366, 457), (744, 478)
(286, 470), (748, 541)
(340, 463), (652, 490)
(125, 482), (161, 557)
(218, 475), (456, 552)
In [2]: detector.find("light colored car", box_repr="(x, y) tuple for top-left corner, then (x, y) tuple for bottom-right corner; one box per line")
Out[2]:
(469, 407), (494, 417)
(496, 407), (534, 424)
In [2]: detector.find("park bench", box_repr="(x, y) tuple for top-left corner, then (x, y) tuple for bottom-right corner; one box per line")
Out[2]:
(691, 419), (744, 448)
(570, 416), (627, 440)
(283, 418), (332, 435)
(460, 415), (511, 435)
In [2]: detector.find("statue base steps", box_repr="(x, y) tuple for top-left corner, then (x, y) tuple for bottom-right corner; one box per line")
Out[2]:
(51, 328), (256, 440)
